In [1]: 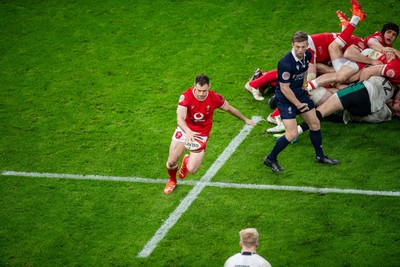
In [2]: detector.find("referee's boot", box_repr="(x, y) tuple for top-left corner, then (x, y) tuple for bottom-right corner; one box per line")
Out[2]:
(315, 156), (339, 165)
(264, 157), (284, 172)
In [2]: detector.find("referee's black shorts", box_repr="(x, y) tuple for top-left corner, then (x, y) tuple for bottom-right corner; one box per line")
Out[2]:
(277, 90), (315, 120)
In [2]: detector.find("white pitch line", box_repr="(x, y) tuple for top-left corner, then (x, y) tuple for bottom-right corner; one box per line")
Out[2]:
(3, 170), (400, 197)
(136, 115), (262, 258)
(2, 113), (400, 257)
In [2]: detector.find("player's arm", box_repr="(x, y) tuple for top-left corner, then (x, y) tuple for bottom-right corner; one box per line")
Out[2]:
(280, 82), (308, 112)
(176, 105), (197, 141)
(368, 38), (397, 61)
(315, 63), (335, 75)
(344, 45), (382, 66)
(221, 101), (257, 126)
(359, 65), (383, 81)
(384, 47), (400, 59)
(367, 38), (385, 53)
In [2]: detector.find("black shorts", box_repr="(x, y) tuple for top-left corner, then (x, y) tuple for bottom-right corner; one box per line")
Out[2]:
(276, 90), (315, 120)
(336, 83), (371, 117)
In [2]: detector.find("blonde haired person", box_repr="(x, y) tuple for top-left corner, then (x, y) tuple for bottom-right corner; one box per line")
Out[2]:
(224, 228), (272, 267)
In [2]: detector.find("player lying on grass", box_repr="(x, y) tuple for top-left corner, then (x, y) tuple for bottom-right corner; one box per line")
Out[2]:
(164, 74), (256, 194)
(269, 47), (400, 135)
(295, 76), (400, 138)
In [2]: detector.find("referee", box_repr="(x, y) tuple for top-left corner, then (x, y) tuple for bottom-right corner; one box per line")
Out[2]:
(264, 31), (339, 172)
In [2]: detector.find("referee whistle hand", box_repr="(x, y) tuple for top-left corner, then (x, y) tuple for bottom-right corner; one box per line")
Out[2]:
(297, 103), (309, 112)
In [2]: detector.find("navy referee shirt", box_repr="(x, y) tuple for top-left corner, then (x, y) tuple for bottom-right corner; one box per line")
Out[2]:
(276, 49), (312, 101)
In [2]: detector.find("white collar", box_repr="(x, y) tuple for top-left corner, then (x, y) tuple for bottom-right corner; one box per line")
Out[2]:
(291, 49), (303, 62)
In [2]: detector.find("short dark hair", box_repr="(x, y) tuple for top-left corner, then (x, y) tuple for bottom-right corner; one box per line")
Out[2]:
(292, 31), (308, 43)
(195, 74), (210, 86)
(381, 22), (399, 37)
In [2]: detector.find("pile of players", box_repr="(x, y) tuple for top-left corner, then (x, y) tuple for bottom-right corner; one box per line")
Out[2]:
(243, 0), (400, 172)
(245, 4), (400, 134)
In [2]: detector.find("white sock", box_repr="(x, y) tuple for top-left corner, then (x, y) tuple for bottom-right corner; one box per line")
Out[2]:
(307, 80), (318, 91)
(350, 15), (360, 26)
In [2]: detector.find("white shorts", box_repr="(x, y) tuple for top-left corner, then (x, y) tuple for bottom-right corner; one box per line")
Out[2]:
(332, 58), (359, 72)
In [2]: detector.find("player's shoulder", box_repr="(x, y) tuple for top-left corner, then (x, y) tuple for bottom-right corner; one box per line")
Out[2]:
(278, 51), (293, 65)
(181, 87), (193, 95)
(178, 88), (194, 104)
(366, 31), (381, 38)
(305, 49), (312, 59)
(365, 31), (383, 43)
(205, 89), (223, 101)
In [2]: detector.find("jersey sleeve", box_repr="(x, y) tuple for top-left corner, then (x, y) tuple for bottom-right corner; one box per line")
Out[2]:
(178, 89), (191, 107)
(380, 59), (400, 87)
(277, 60), (292, 84)
(214, 92), (226, 108)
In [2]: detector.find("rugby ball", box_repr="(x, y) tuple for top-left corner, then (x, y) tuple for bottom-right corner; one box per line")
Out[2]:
(184, 136), (206, 152)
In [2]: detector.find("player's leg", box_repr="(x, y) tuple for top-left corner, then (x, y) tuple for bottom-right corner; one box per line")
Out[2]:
(165, 140), (186, 194)
(187, 151), (205, 174)
(263, 118), (297, 172)
(249, 69), (278, 89)
(328, 36), (360, 84)
(300, 109), (339, 165)
(316, 93), (344, 118)
(178, 149), (205, 179)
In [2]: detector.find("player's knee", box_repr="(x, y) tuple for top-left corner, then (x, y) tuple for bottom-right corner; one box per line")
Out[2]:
(307, 117), (321, 130)
(309, 122), (320, 131)
(335, 72), (349, 83)
(285, 130), (298, 141)
(166, 162), (178, 170)
(188, 165), (199, 174)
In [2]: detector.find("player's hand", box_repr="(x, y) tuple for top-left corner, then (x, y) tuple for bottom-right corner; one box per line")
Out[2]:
(386, 51), (396, 62)
(245, 119), (257, 126)
(297, 103), (309, 112)
(381, 47), (394, 54)
(185, 130), (200, 143)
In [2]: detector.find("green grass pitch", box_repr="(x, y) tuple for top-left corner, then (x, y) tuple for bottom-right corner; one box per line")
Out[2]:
(1, 0), (399, 266)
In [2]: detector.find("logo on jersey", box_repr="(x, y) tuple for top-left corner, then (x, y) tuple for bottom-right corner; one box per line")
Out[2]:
(282, 72), (290, 81)
(193, 112), (205, 122)
(179, 95), (185, 103)
(386, 69), (395, 78)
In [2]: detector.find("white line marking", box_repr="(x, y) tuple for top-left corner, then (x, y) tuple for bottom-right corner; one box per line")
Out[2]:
(2, 114), (400, 257)
(3, 170), (400, 197)
(136, 115), (262, 258)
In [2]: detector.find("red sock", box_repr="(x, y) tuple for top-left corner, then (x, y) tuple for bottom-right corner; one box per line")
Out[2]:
(167, 165), (178, 183)
(271, 108), (280, 117)
(249, 70), (278, 88)
(336, 24), (355, 47)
